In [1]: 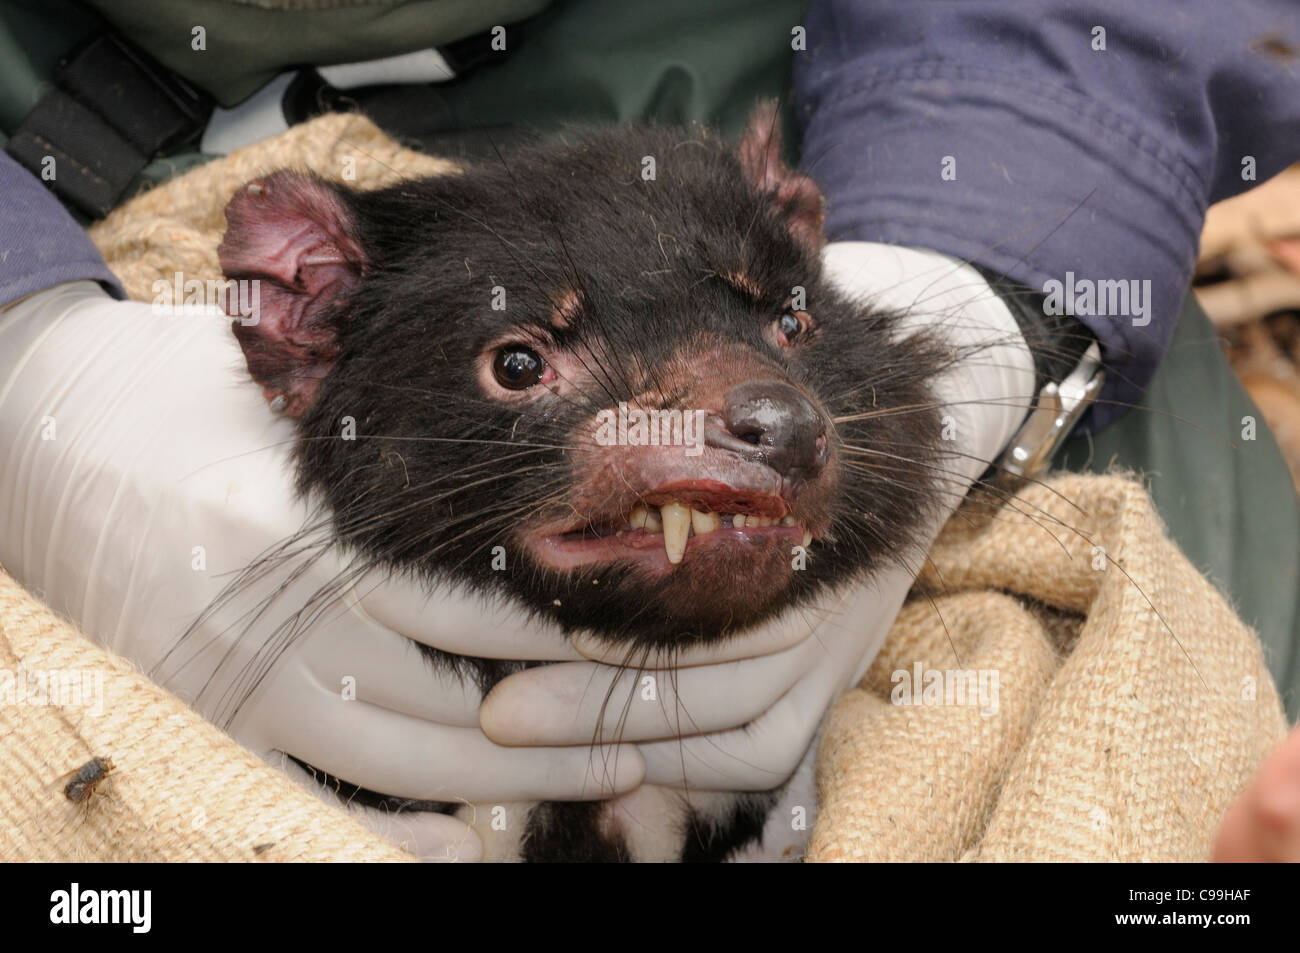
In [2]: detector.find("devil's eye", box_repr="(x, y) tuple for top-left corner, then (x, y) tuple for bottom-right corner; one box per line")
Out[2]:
(493, 346), (545, 389)
(776, 311), (810, 345)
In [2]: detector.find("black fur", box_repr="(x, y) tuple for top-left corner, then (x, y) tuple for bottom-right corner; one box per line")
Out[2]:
(681, 792), (781, 863)
(522, 802), (631, 863)
(219, 114), (952, 860)
(287, 124), (946, 646)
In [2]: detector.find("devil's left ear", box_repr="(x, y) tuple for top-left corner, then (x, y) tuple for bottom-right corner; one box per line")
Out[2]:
(218, 171), (367, 417)
(738, 100), (826, 255)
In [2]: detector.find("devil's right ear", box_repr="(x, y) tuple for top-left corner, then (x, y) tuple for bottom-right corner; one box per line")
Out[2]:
(737, 100), (825, 257)
(218, 171), (366, 417)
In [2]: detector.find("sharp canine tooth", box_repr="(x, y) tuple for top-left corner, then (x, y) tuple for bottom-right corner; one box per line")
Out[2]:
(802, 530), (813, 547)
(732, 514), (746, 528)
(691, 509), (721, 535)
(629, 505), (649, 530)
(660, 503), (690, 564)
(781, 515), (797, 526)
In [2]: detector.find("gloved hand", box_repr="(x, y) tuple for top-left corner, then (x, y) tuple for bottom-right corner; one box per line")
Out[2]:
(482, 241), (1038, 791)
(0, 281), (649, 861)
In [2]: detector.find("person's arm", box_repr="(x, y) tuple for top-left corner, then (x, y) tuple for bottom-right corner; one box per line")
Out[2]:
(794, 0), (1300, 431)
(0, 152), (125, 303)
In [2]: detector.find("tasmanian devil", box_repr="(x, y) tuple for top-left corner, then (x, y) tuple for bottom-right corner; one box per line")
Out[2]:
(216, 102), (952, 861)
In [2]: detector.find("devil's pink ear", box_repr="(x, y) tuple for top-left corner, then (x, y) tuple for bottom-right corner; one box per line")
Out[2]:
(218, 172), (366, 417)
(738, 100), (825, 255)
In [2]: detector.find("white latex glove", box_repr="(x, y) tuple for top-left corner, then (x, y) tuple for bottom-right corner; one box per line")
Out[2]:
(0, 281), (651, 861)
(482, 241), (1038, 790)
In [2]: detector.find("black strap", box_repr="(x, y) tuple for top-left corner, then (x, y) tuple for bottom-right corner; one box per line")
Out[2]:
(5, 32), (212, 220)
(972, 263), (1098, 396)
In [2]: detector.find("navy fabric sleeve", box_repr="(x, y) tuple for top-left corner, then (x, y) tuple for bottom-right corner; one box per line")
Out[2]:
(793, 0), (1300, 431)
(0, 151), (125, 307)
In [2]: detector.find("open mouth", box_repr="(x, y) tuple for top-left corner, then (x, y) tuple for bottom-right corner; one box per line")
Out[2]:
(533, 483), (816, 571)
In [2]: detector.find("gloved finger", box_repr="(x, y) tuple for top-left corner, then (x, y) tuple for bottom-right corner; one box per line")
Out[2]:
(352, 571), (582, 662)
(301, 609), (483, 727)
(569, 569), (903, 694)
(280, 757), (482, 862)
(268, 697), (646, 802)
(638, 577), (911, 789)
(568, 597), (832, 666)
(637, 649), (843, 790)
(637, 708), (815, 792)
(479, 646), (810, 746)
(367, 810), (483, 863)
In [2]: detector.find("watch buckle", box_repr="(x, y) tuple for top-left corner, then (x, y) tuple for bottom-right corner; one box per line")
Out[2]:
(998, 342), (1104, 481)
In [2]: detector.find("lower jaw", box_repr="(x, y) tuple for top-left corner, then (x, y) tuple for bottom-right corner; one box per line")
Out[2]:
(529, 524), (809, 573)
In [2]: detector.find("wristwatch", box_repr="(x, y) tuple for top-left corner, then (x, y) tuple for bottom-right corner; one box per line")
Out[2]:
(974, 265), (1107, 482)
(997, 340), (1104, 480)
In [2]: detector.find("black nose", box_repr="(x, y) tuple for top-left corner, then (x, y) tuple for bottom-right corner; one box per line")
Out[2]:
(708, 381), (829, 485)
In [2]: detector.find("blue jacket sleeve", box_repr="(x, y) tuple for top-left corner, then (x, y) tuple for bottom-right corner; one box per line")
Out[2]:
(0, 151), (125, 307)
(793, 0), (1300, 431)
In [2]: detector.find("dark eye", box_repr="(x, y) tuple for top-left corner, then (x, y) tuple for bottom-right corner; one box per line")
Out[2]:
(776, 311), (810, 345)
(493, 346), (545, 389)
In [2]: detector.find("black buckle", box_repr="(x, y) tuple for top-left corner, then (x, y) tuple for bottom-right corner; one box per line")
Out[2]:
(5, 33), (212, 219)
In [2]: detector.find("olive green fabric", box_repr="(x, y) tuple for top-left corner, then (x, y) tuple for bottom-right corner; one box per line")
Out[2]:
(0, 0), (103, 143)
(82, 0), (554, 107)
(429, 0), (806, 139)
(4, 0), (1298, 716)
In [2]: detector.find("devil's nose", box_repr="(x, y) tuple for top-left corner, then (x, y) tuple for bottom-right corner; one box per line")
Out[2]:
(710, 380), (829, 484)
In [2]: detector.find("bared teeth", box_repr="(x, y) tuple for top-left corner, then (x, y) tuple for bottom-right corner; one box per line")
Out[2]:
(630, 504), (663, 533)
(691, 509), (721, 535)
(620, 500), (809, 565)
(660, 503), (691, 564)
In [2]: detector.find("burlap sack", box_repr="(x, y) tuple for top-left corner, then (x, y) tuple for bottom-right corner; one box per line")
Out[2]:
(0, 568), (413, 861)
(0, 114), (1286, 861)
(809, 474), (1288, 862)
